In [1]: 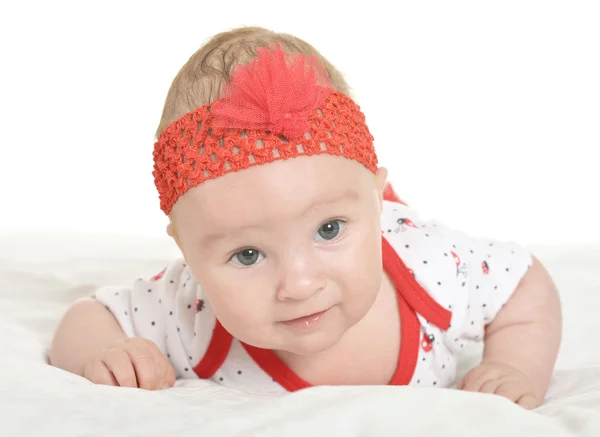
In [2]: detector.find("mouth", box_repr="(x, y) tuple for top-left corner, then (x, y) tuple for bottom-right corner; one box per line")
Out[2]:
(281, 308), (330, 329)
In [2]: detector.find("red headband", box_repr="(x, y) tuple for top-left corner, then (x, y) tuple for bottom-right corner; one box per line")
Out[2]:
(152, 44), (378, 215)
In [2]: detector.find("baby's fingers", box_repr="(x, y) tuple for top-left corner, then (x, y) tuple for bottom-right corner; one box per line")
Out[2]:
(162, 360), (176, 389)
(517, 394), (539, 410)
(478, 379), (503, 394)
(494, 381), (540, 409)
(126, 341), (161, 390)
(458, 368), (489, 392)
(102, 348), (138, 388)
(84, 359), (118, 386)
(459, 377), (485, 392)
(142, 339), (175, 389)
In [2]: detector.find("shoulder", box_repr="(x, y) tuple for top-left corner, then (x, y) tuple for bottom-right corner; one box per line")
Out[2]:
(128, 259), (207, 302)
(380, 200), (455, 268)
(380, 201), (458, 309)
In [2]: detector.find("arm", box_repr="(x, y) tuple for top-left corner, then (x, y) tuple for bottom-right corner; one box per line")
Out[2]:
(482, 255), (562, 397)
(48, 297), (126, 376)
(49, 296), (175, 389)
(459, 256), (562, 408)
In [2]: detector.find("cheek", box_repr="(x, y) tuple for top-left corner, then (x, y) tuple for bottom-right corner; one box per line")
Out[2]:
(334, 223), (383, 310)
(196, 268), (273, 332)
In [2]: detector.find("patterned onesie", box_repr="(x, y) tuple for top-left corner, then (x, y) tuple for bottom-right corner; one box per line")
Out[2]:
(96, 194), (532, 394)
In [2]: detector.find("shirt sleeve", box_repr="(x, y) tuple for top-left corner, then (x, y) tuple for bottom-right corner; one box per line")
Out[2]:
(93, 259), (216, 378)
(380, 200), (532, 346)
(435, 223), (533, 341)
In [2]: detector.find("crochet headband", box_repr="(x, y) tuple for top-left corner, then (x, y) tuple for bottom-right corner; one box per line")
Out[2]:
(152, 44), (378, 215)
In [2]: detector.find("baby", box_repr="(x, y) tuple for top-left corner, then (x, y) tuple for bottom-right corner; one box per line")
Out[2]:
(49, 26), (562, 409)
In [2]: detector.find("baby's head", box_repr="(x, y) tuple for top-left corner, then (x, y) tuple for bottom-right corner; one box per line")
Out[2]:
(153, 27), (388, 356)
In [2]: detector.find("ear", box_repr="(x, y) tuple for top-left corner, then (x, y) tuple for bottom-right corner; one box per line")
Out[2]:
(375, 166), (388, 211)
(167, 221), (182, 250)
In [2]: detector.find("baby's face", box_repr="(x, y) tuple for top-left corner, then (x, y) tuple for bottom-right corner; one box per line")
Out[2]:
(170, 155), (387, 356)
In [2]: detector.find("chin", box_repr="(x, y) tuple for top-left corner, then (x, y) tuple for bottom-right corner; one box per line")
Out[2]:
(282, 321), (349, 356)
(285, 335), (342, 356)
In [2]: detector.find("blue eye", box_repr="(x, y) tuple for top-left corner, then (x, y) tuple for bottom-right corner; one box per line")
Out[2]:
(231, 248), (264, 267)
(316, 220), (343, 241)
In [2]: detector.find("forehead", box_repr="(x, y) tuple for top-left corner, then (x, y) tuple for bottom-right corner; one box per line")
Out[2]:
(171, 155), (373, 232)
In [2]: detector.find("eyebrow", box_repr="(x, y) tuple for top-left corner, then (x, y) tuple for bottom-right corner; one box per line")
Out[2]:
(200, 189), (360, 246)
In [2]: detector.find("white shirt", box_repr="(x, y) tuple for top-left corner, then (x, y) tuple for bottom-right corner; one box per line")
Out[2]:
(95, 200), (532, 394)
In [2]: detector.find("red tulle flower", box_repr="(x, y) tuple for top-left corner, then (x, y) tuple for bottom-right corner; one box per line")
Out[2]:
(211, 44), (332, 140)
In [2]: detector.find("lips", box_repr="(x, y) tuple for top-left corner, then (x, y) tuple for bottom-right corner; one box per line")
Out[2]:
(281, 309), (329, 329)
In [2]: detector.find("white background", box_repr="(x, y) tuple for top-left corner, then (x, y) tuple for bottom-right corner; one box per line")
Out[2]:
(1, 1), (598, 245)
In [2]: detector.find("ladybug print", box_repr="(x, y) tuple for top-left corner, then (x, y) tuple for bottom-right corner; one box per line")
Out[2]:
(196, 299), (205, 313)
(150, 268), (166, 281)
(451, 251), (461, 267)
(482, 261), (490, 275)
(395, 217), (418, 233)
(450, 251), (468, 277)
(421, 333), (435, 352)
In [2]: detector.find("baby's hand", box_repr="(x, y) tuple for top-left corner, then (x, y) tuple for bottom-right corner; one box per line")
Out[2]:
(83, 337), (176, 390)
(457, 362), (542, 409)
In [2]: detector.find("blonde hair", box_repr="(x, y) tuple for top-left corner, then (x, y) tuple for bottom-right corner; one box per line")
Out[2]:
(154, 26), (351, 139)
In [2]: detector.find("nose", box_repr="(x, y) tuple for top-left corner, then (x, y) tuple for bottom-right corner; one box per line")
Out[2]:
(276, 253), (326, 302)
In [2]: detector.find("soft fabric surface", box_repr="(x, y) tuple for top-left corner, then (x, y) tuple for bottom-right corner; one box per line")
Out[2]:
(1, 232), (599, 436)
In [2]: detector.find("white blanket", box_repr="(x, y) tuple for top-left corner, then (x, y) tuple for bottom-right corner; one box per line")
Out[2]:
(1, 233), (599, 436)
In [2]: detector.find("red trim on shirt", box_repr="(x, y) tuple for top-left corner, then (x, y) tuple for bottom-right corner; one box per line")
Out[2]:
(383, 183), (407, 205)
(381, 237), (452, 330)
(389, 294), (421, 385)
(239, 235), (445, 391)
(379, 186), (451, 329)
(241, 292), (420, 391)
(241, 342), (311, 391)
(193, 320), (233, 378)
(197, 232), (452, 390)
